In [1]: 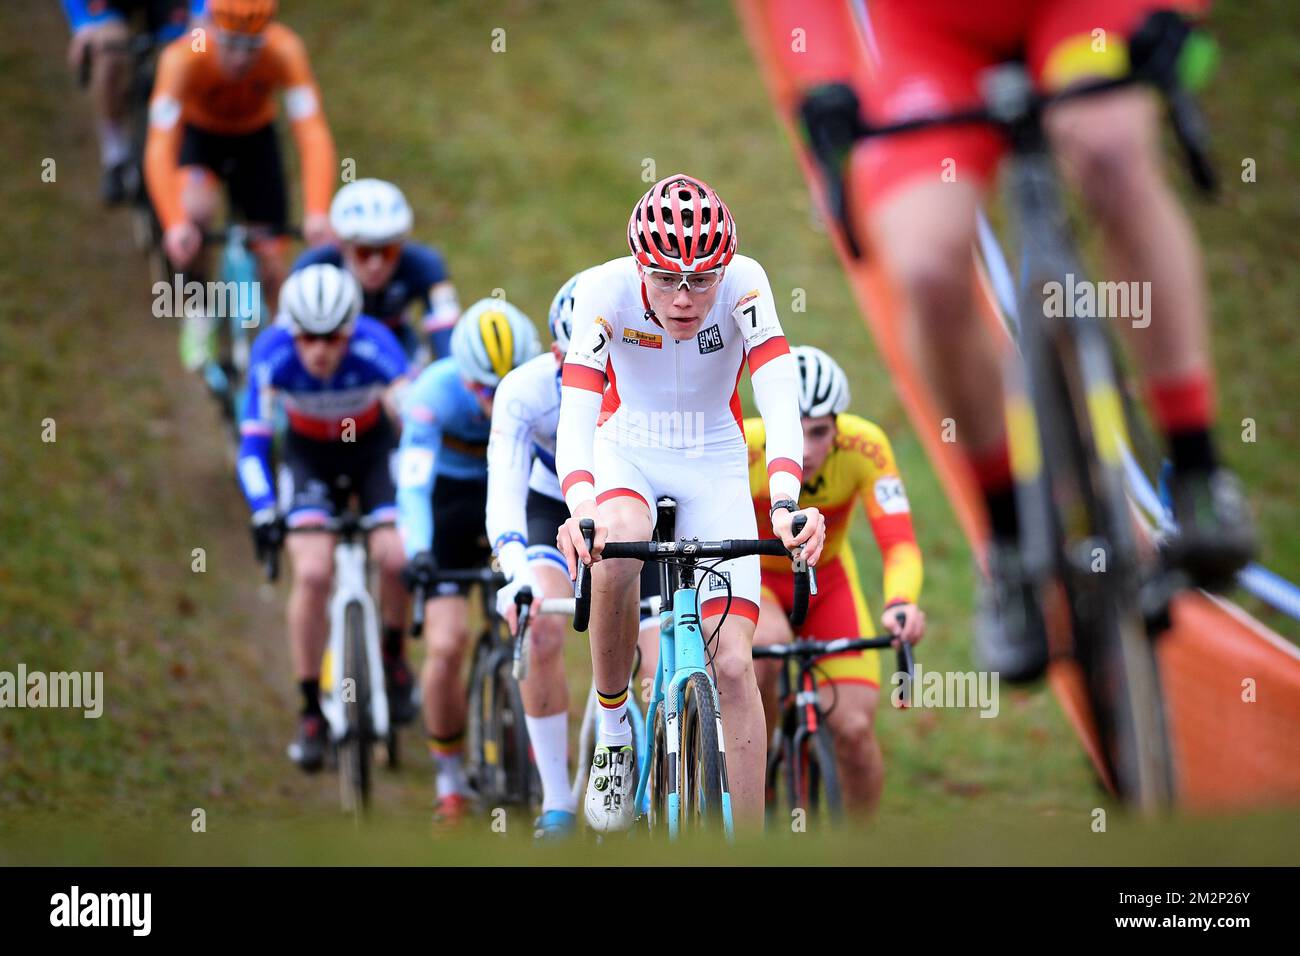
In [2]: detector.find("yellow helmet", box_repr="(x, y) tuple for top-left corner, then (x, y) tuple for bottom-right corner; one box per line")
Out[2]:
(450, 299), (541, 387)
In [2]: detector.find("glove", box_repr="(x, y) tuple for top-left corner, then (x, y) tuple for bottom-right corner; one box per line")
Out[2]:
(495, 565), (539, 620)
(250, 509), (284, 561)
(402, 550), (437, 594)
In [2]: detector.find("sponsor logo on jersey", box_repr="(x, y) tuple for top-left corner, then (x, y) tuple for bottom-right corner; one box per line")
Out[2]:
(736, 289), (761, 309)
(838, 432), (887, 468)
(802, 475), (826, 496)
(622, 328), (663, 349)
(706, 569), (731, 591)
(874, 476), (910, 514)
(697, 323), (723, 354)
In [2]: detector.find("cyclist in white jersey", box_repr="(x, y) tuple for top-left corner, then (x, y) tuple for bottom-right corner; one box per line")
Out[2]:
(488, 269), (665, 838)
(555, 174), (826, 831)
(485, 270), (590, 839)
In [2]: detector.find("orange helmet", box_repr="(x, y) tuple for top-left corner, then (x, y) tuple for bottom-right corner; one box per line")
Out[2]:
(209, 0), (277, 34)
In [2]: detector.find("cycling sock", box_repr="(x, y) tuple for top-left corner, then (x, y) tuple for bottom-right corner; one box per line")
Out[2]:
(382, 626), (404, 660)
(969, 440), (1019, 541)
(428, 733), (469, 798)
(300, 678), (322, 717)
(525, 712), (576, 814)
(1148, 373), (1217, 473)
(596, 686), (633, 747)
(98, 121), (129, 168)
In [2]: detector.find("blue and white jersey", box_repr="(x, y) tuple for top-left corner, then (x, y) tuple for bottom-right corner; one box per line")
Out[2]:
(396, 357), (493, 558)
(236, 316), (408, 513)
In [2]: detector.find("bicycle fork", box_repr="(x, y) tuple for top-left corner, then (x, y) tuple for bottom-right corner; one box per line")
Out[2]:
(638, 589), (735, 840)
(321, 541), (390, 742)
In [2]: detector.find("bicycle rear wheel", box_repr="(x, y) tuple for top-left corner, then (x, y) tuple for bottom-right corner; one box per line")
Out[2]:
(339, 601), (372, 815)
(678, 672), (725, 832)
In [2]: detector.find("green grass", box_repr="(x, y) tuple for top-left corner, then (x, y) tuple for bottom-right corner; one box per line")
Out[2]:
(0, 0), (1296, 863)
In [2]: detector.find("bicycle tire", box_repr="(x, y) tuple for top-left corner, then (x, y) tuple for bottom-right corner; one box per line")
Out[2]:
(644, 698), (671, 832)
(678, 672), (724, 831)
(493, 654), (538, 806)
(465, 631), (494, 802)
(340, 600), (372, 814)
(797, 722), (842, 825)
(1043, 333), (1175, 811)
(763, 724), (786, 830)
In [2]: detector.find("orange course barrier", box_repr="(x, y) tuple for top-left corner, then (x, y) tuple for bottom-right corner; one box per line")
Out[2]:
(735, 0), (1300, 810)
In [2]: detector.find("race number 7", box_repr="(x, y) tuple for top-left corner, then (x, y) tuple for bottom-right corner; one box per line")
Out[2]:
(741, 304), (757, 328)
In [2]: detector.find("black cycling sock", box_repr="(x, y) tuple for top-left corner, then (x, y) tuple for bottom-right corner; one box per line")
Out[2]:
(383, 627), (404, 660)
(1168, 427), (1217, 476)
(984, 486), (1020, 542)
(300, 678), (322, 716)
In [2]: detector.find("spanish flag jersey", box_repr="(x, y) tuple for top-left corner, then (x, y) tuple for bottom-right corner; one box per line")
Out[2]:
(747, 413), (922, 608)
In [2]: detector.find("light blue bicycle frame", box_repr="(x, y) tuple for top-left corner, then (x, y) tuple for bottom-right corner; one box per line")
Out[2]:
(201, 224), (264, 411)
(633, 583), (734, 839)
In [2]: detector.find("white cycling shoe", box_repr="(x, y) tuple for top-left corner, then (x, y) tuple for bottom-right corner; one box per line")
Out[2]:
(584, 743), (637, 833)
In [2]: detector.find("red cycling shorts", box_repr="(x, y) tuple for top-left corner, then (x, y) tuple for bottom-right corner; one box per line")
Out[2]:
(760, 556), (880, 688)
(855, 0), (1208, 203)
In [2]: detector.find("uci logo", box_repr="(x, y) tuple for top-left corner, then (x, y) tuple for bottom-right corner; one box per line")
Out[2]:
(696, 324), (723, 354)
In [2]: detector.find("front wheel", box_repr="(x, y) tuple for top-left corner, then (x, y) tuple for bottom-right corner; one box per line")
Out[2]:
(678, 672), (726, 833)
(465, 632), (494, 803)
(492, 655), (538, 807)
(793, 723), (842, 826)
(338, 601), (372, 816)
(645, 699), (670, 833)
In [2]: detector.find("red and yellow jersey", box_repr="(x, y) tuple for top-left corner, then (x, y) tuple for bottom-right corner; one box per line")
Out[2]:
(747, 412), (922, 608)
(144, 23), (335, 229)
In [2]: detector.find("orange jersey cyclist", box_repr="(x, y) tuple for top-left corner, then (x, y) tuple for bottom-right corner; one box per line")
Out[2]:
(143, 0), (336, 368)
(749, 346), (926, 818)
(554, 174), (827, 832)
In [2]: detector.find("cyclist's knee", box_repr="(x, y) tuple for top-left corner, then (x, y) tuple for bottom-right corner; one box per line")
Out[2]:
(830, 705), (875, 750)
(592, 555), (642, 590)
(424, 617), (468, 661)
(181, 170), (219, 225)
(292, 555), (333, 596)
(527, 614), (565, 663)
(712, 641), (756, 694)
(371, 530), (405, 577)
(92, 20), (130, 54)
(1051, 94), (1160, 219)
(888, 236), (974, 332)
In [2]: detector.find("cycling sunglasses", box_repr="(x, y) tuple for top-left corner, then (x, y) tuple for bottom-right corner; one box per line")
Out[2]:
(468, 381), (496, 401)
(350, 242), (402, 264)
(805, 423), (834, 440)
(643, 268), (724, 294)
(295, 330), (347, 345)
(217, 29), (266, 53)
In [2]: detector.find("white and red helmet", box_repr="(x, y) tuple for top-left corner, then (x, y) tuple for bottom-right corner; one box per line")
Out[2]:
(627, 174), (737, 273)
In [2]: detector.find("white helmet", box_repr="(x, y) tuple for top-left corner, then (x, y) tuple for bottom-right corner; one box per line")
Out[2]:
(793, 345), (850, 418)
(280, 263), (363, 336)
(329, 178), (413, 244)
(450, 298), (541, 387)
(548, 269), (592, 353)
